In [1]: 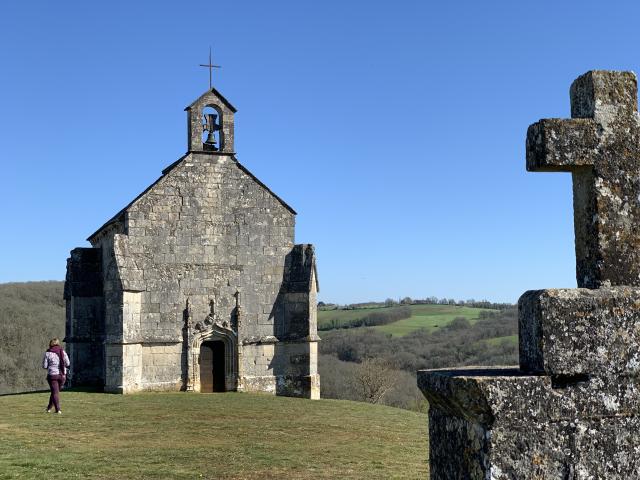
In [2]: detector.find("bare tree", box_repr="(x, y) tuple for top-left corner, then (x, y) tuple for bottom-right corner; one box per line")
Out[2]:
(352, 358), (397, 404)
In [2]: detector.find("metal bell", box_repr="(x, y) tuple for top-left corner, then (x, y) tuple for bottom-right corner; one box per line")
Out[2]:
(203, 113), (220, 150)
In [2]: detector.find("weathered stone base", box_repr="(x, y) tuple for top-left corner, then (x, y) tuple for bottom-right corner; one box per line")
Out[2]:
(133, 380), (184, 392)
(104, 382), (181, 394)
(92, 339), (321, 398)
(418, 367), (640, 479)
(277, 373), (320, 399)
(519, 287), (640, 375)
(238, 374), (277, 394)
(428, 404), (640, 479)
(238, 373), (319, 399)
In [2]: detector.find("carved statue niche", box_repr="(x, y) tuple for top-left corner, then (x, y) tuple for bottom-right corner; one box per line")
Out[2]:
(191, 294), (235, 334)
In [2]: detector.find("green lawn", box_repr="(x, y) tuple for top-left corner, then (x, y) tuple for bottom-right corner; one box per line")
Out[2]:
(374, 305), (492, 336)
(0, 391), (428, 480)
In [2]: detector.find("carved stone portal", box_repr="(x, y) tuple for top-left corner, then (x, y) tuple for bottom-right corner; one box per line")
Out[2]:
(185, 300), (238, 393)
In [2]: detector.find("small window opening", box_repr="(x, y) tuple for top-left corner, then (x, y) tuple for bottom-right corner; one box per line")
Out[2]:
(202, 106), (221, 151)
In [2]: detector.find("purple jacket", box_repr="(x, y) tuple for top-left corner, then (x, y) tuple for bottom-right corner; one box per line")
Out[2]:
(42, 350), (70, 376)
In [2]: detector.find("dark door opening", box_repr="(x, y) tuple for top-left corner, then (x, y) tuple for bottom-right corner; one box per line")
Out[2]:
(200, 340), (226, 392)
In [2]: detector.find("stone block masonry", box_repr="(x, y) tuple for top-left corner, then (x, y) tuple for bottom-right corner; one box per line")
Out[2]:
(519, 288), (640, 376)
(419, 71), (640, 478)
(65, 86), (319, 399)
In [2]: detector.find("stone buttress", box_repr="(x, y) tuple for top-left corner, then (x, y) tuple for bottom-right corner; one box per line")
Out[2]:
(65, 86), (320, 399)
(419, 71), (640, 478)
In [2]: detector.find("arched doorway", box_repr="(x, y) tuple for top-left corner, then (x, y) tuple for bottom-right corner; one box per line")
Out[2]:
(187, 324), (238, 393)
(199, 340), (226, 392)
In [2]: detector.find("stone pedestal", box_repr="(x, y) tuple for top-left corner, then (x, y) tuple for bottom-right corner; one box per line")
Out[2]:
(419, 287), (640, 478)
(419, 367), (640, 478)
(419, 71), (640, 478)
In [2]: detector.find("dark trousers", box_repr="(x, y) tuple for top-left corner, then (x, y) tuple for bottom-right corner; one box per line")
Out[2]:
(47, 376), (63, 412)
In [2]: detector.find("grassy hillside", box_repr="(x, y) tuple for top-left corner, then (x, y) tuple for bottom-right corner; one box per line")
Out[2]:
(319, 307), (518, 410)
(0, 391), (428, 479)
(318, 304), (493, 336)
(0, 281), (65, 395)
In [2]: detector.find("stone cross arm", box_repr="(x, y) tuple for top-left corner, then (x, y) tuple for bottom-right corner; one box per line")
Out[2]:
(527, 70), (638, 173)
(526, 118), (599, 172)
(525, 70), (640, 288)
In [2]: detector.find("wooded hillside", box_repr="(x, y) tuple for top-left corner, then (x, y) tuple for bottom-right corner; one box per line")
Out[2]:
(318, 308), (518, 411)
(0, 281), (65, 395)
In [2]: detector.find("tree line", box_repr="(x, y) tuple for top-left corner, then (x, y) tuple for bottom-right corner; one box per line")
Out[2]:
(320, 297), (513, 311)
(318, 305), (412, 331)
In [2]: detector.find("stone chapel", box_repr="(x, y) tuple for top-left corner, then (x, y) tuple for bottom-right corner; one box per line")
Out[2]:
(63, 85), (320, 399)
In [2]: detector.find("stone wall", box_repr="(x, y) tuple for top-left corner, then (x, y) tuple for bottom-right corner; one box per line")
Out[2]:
(141, 343), (183, 391)
(69, 151), (318, 395)
(64, 248), (104, 386)
(239, 339), (319, 399)
(113, 153), (295, 347)
(91, 225), (127, 392)
(66, 87), (319, 398)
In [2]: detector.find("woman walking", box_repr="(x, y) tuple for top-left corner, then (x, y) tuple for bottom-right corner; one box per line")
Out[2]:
(42, 338), (70, 414)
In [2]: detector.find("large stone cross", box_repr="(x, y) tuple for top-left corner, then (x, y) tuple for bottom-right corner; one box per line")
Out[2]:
(527, 70), (640, 288)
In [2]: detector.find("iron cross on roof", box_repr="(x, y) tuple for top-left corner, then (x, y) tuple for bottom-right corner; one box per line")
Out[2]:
(200, 47), (221, 90)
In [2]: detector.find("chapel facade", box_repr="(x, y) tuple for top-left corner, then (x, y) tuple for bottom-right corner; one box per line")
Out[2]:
(63, 86), (320, 398)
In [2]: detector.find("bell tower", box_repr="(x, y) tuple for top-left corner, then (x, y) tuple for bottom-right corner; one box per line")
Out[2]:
(185, 88), (236, 154)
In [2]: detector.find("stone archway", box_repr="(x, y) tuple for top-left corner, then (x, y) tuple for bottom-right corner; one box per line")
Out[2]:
(188, 325), (237, 393)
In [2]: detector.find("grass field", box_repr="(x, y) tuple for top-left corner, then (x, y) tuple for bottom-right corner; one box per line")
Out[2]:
(318, 304), (493, 337)
(0, 391), (428, 480)
(374, 305), (491, 336)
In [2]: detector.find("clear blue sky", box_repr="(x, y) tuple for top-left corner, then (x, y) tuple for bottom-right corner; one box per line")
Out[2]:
(1, 1), (639, 304)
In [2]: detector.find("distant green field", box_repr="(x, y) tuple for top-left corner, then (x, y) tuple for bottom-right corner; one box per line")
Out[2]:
(374, 305), (492, 336)
(318, 304), (494, 337)
(318, 306), (391, 325)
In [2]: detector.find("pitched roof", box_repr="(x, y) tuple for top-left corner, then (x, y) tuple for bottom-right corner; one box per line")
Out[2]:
(184, 87), (237, 113)
(87, 154), (296, 242)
